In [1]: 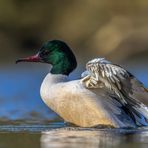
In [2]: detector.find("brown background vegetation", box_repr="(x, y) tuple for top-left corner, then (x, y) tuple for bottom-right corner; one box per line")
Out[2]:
(0, 0), (148, 65)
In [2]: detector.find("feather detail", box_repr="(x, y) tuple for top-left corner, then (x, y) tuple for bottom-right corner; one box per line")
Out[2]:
(81, 57), (148, 127)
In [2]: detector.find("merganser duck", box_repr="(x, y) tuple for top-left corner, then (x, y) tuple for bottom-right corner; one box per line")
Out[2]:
(16, 40), (148, 128)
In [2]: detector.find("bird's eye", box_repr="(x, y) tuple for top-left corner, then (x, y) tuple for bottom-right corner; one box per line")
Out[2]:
(41, 50), (50, 56)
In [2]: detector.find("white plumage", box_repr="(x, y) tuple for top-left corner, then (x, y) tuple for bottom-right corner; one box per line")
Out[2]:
(40, 57), (148, 128)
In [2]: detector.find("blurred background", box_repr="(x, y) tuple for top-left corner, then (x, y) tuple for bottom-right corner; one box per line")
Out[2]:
(0, 0), (148, 124)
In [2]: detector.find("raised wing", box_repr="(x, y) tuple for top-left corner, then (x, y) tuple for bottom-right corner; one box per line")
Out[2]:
(81, 58), (129, 100)
(81, 58), (148, 126)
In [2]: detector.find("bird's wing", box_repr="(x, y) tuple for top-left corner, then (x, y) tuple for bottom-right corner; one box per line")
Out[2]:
(81, 58), (130, 101)
(81, 57), (148, 126)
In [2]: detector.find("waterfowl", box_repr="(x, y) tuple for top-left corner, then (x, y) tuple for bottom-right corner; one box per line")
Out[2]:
(16, 40), (148, 128)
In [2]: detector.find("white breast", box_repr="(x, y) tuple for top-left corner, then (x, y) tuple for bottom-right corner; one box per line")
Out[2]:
(39, 73), (137, 128)
(40, 73), (117, 127)
(40, 73), (68, 104)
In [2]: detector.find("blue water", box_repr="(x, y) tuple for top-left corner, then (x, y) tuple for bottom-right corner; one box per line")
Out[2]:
(0, 63), (82, 123)
(0, 125), (147, 148)
(0, 64), (55, 123)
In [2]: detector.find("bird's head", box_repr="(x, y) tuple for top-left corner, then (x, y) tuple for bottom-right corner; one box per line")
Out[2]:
(16, 40), (77, 75)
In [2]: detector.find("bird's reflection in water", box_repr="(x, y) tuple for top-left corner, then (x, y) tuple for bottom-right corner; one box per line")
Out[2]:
(40, 127), (148, 148)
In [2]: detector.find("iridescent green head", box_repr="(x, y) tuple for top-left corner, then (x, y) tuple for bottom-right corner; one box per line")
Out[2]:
(16, 40), (77, 75)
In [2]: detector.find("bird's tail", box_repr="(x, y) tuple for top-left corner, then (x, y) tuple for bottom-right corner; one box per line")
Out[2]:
(121, 92), (148, 127)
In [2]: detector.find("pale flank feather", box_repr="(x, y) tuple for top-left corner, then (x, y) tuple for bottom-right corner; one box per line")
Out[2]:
(81, 58), (148, 127)
(41, 74), (137, 128)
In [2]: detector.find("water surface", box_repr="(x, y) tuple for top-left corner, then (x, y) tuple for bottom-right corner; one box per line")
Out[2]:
(0, 124), (147, 148)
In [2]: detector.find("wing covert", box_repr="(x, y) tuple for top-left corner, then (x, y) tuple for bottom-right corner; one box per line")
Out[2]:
(81, 57), (148, 126)
(81, 58), (130, 101)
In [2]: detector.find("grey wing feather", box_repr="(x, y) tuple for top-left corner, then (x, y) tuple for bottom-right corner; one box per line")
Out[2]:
(81, 57), (148, 127)
(85, 58), (129, 102)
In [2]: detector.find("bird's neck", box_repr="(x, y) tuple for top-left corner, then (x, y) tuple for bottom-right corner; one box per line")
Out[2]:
(40, 73), (68, 101)
(42, 73), (68, 85)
